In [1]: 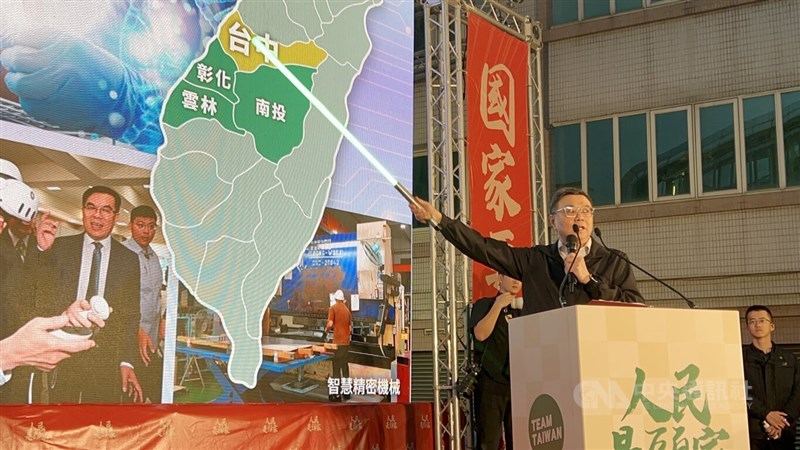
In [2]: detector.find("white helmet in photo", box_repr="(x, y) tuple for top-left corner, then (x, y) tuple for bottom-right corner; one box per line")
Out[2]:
(0, 158), (23, 181)
(0, 178), (39, 222)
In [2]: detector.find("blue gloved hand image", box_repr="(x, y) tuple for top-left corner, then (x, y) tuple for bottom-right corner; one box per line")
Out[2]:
(2, 32), (164, 153)
(0, 1), (239, 154)
(3, 33), (129, 134)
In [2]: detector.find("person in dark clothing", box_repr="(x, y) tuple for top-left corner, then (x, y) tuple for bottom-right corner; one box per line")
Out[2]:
(409, 187), (644, 315)
(124, 205), (164, 403)
(469, 274), (521, 450)
(0, 158), (71, 404)
(36, 186), (143, 403)
(743, 305), (800, 449)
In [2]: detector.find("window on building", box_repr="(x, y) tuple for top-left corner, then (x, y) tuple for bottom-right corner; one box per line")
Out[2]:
(743, 95), (778, 191)
(619, 114), (649, 203)
(552, 0), (579, 26)
(584, 0), (611, 19)
(552, 124), (582, 190)
(552, 0), (671, 25)
(782, 90), (800, 187)
(616, 0), (644, 13)
(586, 119), (614, 205)
(551, 90), (798, 208)
(697, 103), (737, 194)
(653, 109), (691, 198)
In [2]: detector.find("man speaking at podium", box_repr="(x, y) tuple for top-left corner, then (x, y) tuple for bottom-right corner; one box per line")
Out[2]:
(409, 187), (643, 315)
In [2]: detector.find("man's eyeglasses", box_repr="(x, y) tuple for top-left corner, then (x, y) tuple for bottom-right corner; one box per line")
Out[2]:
(747, 318), (772, 326)
(84, 203), (116, 217)
(133, 222), (157, 231)
(552, 206), (595, 218)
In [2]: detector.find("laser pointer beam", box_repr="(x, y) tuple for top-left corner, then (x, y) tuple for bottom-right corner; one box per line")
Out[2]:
(250, 36), (439, 230)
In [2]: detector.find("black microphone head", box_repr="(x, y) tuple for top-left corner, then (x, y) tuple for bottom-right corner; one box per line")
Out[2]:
(594, 227), (602, 238)
(566, 234), (579, 253)
(572, 224), (580, 234)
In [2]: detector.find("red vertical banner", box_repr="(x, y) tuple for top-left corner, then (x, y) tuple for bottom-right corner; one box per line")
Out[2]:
(466, 13), (532, 301)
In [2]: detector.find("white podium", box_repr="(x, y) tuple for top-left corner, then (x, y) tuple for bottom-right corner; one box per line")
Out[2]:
(508, 305), (749, 449)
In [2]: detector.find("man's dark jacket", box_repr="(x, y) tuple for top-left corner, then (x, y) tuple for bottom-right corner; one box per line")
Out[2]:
(36, 233), (140, 403)
(743, 343), (800, 441)
(0, 229), (43, 403)
(439, 214), (644, 315)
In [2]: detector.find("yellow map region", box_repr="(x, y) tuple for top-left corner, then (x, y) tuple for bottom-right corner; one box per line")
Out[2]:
(219, 12), (327, 72)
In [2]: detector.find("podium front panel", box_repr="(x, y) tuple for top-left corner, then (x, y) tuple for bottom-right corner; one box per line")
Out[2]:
(509, 306), (748, 449)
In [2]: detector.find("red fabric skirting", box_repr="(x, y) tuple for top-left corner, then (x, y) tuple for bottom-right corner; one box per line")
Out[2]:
(0, 402), (434, 449)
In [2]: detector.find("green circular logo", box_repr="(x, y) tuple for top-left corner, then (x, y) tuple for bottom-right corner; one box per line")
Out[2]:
(528, 394), (564, 450)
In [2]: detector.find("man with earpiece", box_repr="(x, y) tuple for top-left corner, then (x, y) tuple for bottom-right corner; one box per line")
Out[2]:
(469, 274), (522, 449)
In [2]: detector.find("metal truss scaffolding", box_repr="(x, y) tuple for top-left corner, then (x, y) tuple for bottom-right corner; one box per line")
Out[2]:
(423, 1), (543, 448)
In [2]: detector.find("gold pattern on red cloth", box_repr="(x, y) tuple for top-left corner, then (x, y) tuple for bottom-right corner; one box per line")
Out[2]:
(1, 403), (434, 449)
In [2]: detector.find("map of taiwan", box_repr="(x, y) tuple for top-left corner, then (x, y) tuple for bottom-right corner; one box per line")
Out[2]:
(152, 0), (381, 388)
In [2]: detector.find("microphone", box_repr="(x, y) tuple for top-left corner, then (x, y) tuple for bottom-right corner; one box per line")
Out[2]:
(593, 227), (696, 309)
(566, 233), (579, 294)
(503, 298), (524, 319)
(558, 231), (580, 308)
(569, 224), (583, 253)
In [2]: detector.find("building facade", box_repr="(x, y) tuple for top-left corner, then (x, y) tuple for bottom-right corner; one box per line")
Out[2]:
(530, 0), (799, 338)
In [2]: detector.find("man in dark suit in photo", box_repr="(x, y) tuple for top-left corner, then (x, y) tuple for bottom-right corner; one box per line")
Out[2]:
(0, 158), (62, 404)
(38, 186), (143, 403)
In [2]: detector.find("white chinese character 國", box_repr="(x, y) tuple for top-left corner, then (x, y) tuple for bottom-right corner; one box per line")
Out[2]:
(196, 63), (214, 84)
(480, 63), (515, 147)
(201, 95), (217, 116)
(271, 103), (286, 122)
(256, 98), (270, 117)
(182, 90), (199, 111)
(228, 21), (251, 56)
